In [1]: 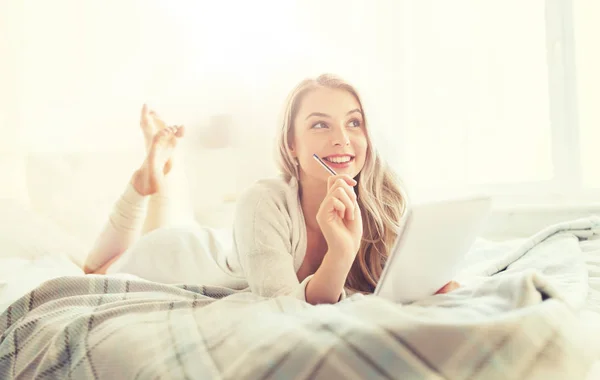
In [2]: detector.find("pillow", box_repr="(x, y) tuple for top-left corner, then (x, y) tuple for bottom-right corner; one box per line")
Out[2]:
(25, 151), (142, 249)
(0, 255), (83, 312)
(0, 152), (30, 207)
(25, 149), (243, 245)
(0, 198), (88, 267)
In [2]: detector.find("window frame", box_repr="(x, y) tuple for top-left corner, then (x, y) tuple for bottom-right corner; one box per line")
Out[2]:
(454, 0), (593, 204)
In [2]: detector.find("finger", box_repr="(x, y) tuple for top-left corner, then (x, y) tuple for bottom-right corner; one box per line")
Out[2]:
(333, 187), (355, 220)
(338, 174), (357, 185)
(175, 125), (185, 138)
(435, 281), (460, 294)
(329, 178), (357, 203)
(327, 174), (357, 190)
(353, 197), (362, 220)
(327, 175), (335, 190)
(339, 178), (358, 201)
(327, 175), (357, 190)
(434, 285), (447, 295)
(331, 198), (346, 220)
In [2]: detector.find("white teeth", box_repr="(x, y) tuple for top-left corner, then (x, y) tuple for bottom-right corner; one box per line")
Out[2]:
(326, 156), (352, 163)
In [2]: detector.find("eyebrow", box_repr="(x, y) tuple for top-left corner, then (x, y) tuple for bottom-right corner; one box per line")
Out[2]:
(305, 109), (363, 120)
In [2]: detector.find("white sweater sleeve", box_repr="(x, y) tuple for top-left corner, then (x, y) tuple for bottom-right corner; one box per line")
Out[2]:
(233, 184), (313, 301)
(234, 180), (348, 302)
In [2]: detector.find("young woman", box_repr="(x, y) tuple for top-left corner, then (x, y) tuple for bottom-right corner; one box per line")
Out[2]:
(82, 74), (458, 304)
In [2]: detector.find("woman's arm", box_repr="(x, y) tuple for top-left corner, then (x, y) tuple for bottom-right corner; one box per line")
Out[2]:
(305, 175), (363, 304)
(233, 184), (316, 300)
(305, 249), (353, 304)
(234, 179), (357, 304)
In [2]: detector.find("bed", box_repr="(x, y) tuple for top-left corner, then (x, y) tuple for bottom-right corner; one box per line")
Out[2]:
(1, 152), (600, 379)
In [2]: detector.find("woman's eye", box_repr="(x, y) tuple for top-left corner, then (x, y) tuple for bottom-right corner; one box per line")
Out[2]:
(312, 122), (328, 129)
(348, 119), (362, 128)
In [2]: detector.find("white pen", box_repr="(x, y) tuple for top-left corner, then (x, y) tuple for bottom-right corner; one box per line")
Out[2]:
(312, 154), (337, 176)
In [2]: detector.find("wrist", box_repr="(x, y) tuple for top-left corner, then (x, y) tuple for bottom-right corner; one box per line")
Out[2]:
(305, 251), (351, 305)
(319, 251), (353, 285)
(324, 248), (356, 271)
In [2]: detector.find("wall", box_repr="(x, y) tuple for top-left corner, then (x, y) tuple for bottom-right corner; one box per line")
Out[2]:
(0, 0), (413, 235)
(1, 1), (406, 189)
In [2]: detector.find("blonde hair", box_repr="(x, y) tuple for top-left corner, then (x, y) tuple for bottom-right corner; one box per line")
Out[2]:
(276, 73), (408, 294)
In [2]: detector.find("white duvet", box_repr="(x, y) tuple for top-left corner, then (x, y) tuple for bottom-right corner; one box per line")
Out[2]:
(2, 210), (600, 317)
(2, 200), (600, 378)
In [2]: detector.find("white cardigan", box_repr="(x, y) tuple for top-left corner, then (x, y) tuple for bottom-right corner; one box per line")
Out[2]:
(231, 175), (347, 301)
(107, 175), (348, 302)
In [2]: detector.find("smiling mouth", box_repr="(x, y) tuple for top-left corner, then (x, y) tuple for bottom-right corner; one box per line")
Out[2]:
(323, 155), (355, 164)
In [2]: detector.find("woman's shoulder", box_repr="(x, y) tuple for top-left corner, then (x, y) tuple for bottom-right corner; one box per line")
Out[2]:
(236, 174), (299, 210)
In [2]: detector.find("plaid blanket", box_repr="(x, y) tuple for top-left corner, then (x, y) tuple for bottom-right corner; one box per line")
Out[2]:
(1, 217), (599, 379)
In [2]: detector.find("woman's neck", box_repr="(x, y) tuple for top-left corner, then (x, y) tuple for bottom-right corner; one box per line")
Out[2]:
(298, 175), (328, 232)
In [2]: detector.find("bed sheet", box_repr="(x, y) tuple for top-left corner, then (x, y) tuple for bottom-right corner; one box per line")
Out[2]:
(2, 217), (600, 317)
(0, 254), (83, 312)
(0, 199), (87, 265)
(2, 211), (600, 378)
(582, 237), (600, 313)
(581, 237), (600, 380)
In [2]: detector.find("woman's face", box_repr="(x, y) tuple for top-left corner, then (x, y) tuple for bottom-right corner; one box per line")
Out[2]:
(290, 87), (368, 183)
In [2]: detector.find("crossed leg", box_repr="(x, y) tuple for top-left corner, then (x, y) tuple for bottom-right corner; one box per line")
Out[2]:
(82, 105), (193, 274)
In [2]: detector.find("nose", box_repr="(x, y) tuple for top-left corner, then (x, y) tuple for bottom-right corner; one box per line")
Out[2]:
(331, 126), (350, 146)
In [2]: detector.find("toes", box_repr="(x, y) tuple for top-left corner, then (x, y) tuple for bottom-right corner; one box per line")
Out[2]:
(164, 125), (184, 138)
(151, 125), (183, 145)
(152, 128), (170, 144)
(175, 125), (185, 138)
(140, 104), (150, 128)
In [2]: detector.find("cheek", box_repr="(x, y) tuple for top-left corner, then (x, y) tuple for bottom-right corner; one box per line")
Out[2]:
(354, 135), (369, 155)
(297, 135), (326, 157)
(353, 136), (369, 170)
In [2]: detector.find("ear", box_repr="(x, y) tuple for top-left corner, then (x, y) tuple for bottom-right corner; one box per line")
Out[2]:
(288, 143), (296, 157)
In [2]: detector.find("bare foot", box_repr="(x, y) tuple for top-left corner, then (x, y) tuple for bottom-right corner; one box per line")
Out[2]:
(131, 125), (185, 196)
(140, 104), (177, 174)
(140, 104), (166, 147)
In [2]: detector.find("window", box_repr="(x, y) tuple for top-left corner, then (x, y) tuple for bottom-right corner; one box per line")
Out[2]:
(395, 0), (598, 203)
(575, 0), (600, 191)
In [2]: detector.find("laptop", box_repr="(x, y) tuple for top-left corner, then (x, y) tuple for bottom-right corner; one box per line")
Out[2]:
(374, 195), (492, 303)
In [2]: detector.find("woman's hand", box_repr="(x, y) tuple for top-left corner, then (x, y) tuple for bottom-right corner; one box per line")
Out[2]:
(306, 175), (362, 304)
(435, 281), (460, 294)
(316, 175), (363, 266)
